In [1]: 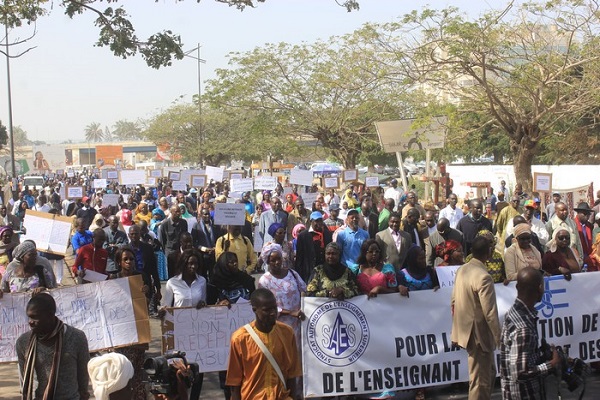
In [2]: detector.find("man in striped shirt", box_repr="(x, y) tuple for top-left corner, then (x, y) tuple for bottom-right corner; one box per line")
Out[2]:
(500, 267), (560, 399)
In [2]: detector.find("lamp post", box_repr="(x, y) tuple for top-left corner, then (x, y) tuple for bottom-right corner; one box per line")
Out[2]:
(4, 21), (16, 179)
(184, 44), (206, 165)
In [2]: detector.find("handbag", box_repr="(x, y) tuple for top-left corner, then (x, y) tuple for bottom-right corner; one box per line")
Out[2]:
(243, 324), (287, 390)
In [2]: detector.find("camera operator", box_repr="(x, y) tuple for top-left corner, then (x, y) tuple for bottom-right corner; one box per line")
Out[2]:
(500, 267), (560, 399)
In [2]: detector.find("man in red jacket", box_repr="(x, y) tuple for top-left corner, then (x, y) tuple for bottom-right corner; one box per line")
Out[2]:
(72, 228), (108, 280)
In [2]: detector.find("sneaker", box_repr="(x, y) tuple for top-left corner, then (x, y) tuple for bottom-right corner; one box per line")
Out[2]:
(369, 391), (395, 399)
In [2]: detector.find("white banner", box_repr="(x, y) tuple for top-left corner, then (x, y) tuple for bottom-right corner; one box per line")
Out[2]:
(206, 166), (225, 183)
(302, 272), (600, 397)
(0, 276), (150, 363)
(161, 303), (254, 373)
(290, 169), (313, 187)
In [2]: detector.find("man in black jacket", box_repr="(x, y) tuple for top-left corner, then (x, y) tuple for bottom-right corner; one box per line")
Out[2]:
(103, 215), (128, 273)
(129, 224), (161, 315)
(294, 212), (332, 282)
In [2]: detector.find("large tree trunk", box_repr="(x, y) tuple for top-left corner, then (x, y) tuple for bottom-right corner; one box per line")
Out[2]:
(510, 126), (539, 193)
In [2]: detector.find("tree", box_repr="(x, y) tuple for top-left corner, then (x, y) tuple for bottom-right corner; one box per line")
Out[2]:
(205, 31), (408, 169)
(0, 122), (7, 149)
(2, 1), (359, 67)
(364, 0), (600, 190)
(112, 119), (143, 141)
(143, 102), (298, 165)
(84, 122), (104, 142)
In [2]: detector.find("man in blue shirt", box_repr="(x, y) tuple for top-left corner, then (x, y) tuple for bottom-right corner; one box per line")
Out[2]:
(336, 209), (369, 270)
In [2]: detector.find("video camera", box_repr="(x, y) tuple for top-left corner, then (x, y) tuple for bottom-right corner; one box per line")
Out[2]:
(143, 351), (200, 395)
(540, 339), (590, 393)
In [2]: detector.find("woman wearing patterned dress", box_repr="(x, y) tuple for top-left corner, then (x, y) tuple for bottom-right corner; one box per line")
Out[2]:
(306, 242), (359, 300)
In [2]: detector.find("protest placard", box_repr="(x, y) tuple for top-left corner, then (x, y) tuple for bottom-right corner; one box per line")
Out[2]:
(23, 210), (73, 255)
(172, 181), (188, 192)
(228, 172), (244, 180)
(206, 166), (225, 182)
(190, 175), (207, 188)
(0, 276), (150, 363)
(149, 169), (163, 178)
(102, 194), (120, 207)
(290, 169), (313, 186)
(323, 177), (340, 189)
(230, 178), (254, 193)
(435, 265), (461, 288)
(119, 170), (146, 186)
(168, 171), (181, 182)
(213, 203), (246, 226)
(146, 177), (157, 187)
(254, 176), (278, 191)
(107, 170), (118, 180)
(66, 186), (84, 199)
(343, 169), (358, 182)
(180, 169), (205, 185)
(161, 303), (254, 372)
(365, 176), (380, 188)
(300, 192), (318, 206)
(93, 179), (107, 189)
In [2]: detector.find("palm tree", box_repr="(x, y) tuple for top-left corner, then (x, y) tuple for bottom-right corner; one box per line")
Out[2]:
(84, 122), (104, 142)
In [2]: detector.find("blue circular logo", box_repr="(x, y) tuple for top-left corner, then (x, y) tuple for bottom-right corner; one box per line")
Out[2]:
(306, 300), (370, 367)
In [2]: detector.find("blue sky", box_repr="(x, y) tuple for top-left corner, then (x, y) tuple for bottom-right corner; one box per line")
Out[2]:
(0, 0), (496, 143)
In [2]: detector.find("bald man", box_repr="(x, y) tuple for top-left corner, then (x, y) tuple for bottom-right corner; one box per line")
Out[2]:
(500, 268), (560, 399)
(159, 204), (189, 257)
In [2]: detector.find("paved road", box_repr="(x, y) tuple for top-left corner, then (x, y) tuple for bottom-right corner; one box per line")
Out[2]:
(1, 261), (598, 399)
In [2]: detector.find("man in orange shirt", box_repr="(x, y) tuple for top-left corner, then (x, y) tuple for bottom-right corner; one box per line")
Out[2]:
(226, 288), (302, 400)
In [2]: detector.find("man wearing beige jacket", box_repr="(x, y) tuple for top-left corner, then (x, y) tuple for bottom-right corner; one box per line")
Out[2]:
(451, 235), (501, 400)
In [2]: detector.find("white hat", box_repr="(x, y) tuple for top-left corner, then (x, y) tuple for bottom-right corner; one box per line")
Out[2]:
(88, 353), (134, 400)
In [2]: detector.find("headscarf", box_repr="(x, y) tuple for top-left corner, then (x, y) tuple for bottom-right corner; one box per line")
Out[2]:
(322, 242), (346, 281)
(547, 227), (571, 253)
(150, 208), (166, 233)
(88, 353), (134, 400)
(151, 208), (165, 219)
(13, 240), (36, 262)
(292, 223), (306, 239)
(120, 209), (133, 227)
(267, 222), (284, 238)
(211, 253), (256, 292)
(178, 203), (193, 219)
(476, 229), (495, 243)
(435, 240), (462, 264)
(0, 225), (13, 240)
(513, 224), (531, 239)
(261, 243), (283, 265)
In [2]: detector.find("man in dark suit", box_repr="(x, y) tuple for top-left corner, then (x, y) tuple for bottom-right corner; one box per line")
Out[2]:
(425, 217), (464, 267)
(159, 204), (188, 258)
(456, 199), (493, 256)
(375, 212), (412, 272)
(295, 212), (332, 283)
(400, 208), (428, 249)
(129, 224), (161, 316)
(358, 199), (379, 239)
(103, 215), (129, 273)
(192, 208), (218, 274)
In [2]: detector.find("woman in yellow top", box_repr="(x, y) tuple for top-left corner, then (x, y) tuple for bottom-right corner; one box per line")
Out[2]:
(133, 202), (152, 225)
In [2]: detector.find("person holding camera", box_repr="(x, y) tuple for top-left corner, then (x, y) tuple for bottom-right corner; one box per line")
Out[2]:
(500, 267), (560, 399)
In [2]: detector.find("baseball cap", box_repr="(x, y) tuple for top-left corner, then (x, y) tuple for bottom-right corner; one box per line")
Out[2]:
(82, 196), (90, 203)
(347, 209), (359, 216)
(310, 211), (324, 220)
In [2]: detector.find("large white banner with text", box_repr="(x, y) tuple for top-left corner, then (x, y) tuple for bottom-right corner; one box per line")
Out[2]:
(302, 273), (600, 397)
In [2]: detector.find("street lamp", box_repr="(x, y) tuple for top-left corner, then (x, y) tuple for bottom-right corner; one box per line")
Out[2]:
(184, 44), (206, 165)
(4, 22), (17, 178)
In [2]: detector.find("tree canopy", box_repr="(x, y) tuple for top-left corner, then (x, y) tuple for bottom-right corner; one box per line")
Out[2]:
(84, 122), (104, 142)
(361, 0), (600, 190)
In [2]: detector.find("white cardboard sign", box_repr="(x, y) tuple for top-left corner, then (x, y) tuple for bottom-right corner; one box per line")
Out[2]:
(290, 169), (313, 187)
(213, 203), (246, 226)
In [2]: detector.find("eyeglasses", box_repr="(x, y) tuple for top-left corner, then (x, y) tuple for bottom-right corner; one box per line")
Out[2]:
(517, 235), (532, 241)
(557, 235), (570, 241)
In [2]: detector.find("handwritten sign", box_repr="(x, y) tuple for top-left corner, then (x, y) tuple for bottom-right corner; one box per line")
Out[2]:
(93, 179), (107, 189)
(229, 172), (244, 180)
(66, 186), (84, 199)
(172, 181), (188, 192)
(23, 210), (73, 255)
(161, 303), (254, 372)
(213, 203), (246, 226)
(290, 169), (313, 187)
(180, 169), (205, 185)
(107, 170), (118, 180)
(0, 276), (150, 363)
(102, 194), (120, 207)
(206, 166), (225, 183)
(365, 176), (380, 188)
(149, 169), (163, 178)
(168, 171), (181, 182)
(119, 170), (146, 186)
(230, 178), (254, 193)
(434, 265), (461, 288)
(299, 192), (319, 206)
(254, 176), (278, 191)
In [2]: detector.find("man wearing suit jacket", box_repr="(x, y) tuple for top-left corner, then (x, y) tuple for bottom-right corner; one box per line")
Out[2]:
(358, 199), (379, 239)
(400, 208), (428, 249)
(425, 218), (464, 267)
(192, 208), (218, 274)
(451, 236), (501, 400)
(375, 212), (412, 272)
(129, 225), (162, 314)
(295, 212), (332, 283)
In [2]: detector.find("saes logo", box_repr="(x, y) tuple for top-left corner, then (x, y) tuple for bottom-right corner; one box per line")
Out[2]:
(306, 301), (369, 367)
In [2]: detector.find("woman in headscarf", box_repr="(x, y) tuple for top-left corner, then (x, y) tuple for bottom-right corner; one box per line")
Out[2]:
(434, 239), (464, 266)
(133, 202), (151, 225)
(178, 203), (196, 233)
(290, 223), (306, 259)
(504, 224), (543, 281)
(542, 227), (582, 278)
(262, 222), (293, 270)
(465, 229), (506, 283)
(258, 243), (306, 355)
(120, 208), (134, 231)
(341, 188), (358, 209)
(109, 246), (152, 400)
(88, 353), (135, 400)
(211, 252), (255, 400)
(306, 242), (359, 299)
(283, 193), (295, 213)
(0, 240), (56, 297)
(0, 226), (18, 275)
(158, 196), (171, 217)
(150, 208), (165, 235)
